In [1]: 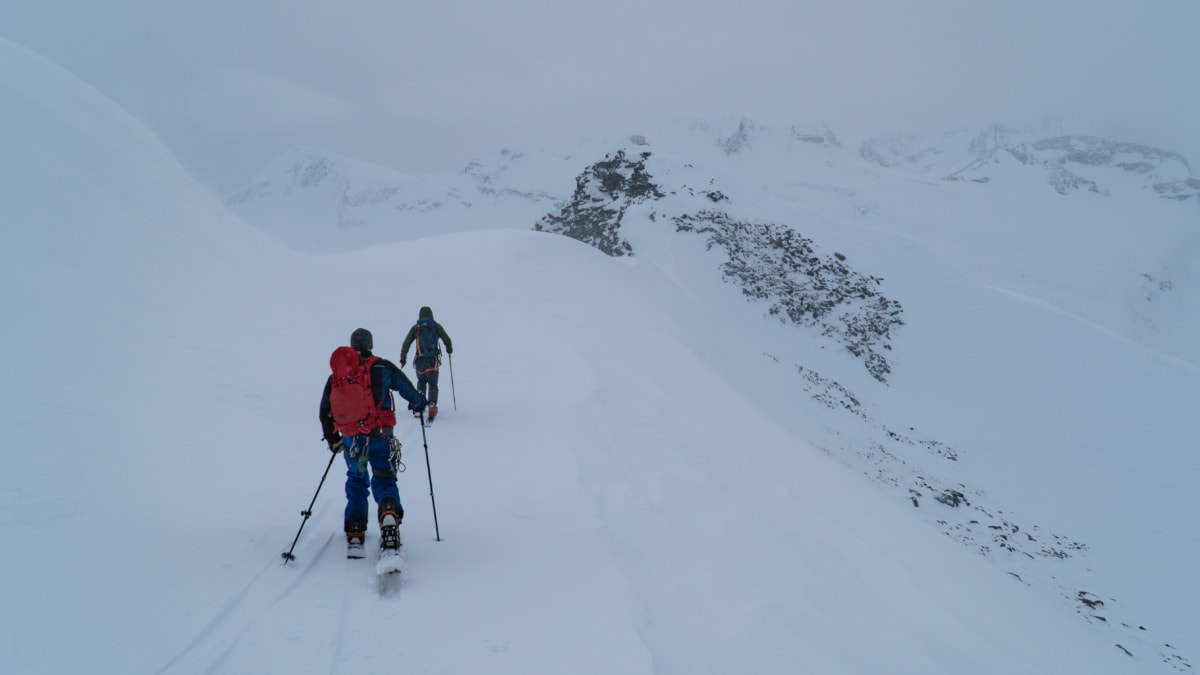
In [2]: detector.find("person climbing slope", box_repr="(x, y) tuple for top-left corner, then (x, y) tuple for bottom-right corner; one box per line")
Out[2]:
(399, 306), (453, 421)
(320, 328), (425, 558)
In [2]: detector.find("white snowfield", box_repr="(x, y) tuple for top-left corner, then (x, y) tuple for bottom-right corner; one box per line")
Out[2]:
(1, 37), (1197, 675)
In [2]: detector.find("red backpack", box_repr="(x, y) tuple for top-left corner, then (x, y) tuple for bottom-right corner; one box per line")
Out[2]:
(328, 346), (387, 435)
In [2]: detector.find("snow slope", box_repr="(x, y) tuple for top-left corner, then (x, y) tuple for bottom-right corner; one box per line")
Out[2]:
(1, 37), (1197, 675)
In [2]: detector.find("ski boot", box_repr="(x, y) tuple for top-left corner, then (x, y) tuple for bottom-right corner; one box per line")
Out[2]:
(378, 499), (403, 552)
(345, 514), (368, 559)
(346, 533), (365, 559)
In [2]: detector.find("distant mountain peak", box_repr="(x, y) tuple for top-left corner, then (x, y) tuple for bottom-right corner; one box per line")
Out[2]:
(717, 118), (756, 155)
(226, 145), (370, 205)
(278, 145), (338, 187)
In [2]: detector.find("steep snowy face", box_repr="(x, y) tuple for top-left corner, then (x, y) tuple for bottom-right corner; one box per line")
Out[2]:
(861, 126), (1198, 200)
(0, 37), (282, 366)
(534, 149), (904, 382)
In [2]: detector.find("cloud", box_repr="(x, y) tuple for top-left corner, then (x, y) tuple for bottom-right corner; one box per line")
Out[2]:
(175, 68), (357, 136)
(3, 0), (1196, 193)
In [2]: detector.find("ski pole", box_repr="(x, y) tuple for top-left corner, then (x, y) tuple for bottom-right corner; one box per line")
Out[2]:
(281, 447), (338, 564)
(420, 411), (442, 541)
(448, 352), (457, 411)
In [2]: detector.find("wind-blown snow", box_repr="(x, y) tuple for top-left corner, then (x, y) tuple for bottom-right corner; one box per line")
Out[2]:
(1, 37), (1197, 675)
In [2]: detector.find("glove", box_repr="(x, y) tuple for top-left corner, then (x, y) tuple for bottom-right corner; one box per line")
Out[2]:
(446, 347), (452, 355)
(327, 435), (346, 454)
(400, 359), (407, 369)
(408, 396), (426, 414)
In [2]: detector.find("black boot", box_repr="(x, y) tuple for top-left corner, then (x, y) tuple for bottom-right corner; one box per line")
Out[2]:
(378, 498), (403, 551)
(345, 514), (368, 559)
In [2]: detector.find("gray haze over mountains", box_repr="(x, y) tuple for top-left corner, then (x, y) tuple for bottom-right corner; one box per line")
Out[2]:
(2, 0), (1197, 196)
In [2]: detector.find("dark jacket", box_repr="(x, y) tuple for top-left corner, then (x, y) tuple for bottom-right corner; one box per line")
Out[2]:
(400, 306), (453, 366)
(320, 352), (424, 440)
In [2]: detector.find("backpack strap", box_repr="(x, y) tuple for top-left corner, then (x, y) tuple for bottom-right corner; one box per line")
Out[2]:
(366, 355), (398, 428)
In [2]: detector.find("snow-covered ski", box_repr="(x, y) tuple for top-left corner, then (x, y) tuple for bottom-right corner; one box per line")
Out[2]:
(376, 513), (403, 576)
(371, 546), (404, 596)
(347, 533), (366, 559)
(375, 547), (403, 575)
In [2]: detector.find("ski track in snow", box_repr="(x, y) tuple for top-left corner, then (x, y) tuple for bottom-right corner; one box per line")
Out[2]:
(155, 531), (337, 675)
(166, 530), (407, 675)
(328, 556), (352, 674)
(327, 538), (406, 673)
(989, 285), (1200, 375)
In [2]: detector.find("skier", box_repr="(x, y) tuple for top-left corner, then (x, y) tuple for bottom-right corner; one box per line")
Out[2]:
(320, 328), (425, 558)
(399, 306), (453, 421)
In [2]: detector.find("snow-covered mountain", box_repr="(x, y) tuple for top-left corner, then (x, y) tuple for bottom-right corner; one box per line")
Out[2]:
(225, 144), (574, 253)
(232, 116), (1200, 371)
(230, 116), (1200, 671)
(4, 34), (1199, 675)
(860, 124), (1199, 200)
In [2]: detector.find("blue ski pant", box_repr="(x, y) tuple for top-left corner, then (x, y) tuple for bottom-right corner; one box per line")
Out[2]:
(343, 434), (401, 526)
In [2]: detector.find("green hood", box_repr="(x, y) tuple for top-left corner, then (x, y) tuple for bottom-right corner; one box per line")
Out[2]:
(419, 306), (433, 319)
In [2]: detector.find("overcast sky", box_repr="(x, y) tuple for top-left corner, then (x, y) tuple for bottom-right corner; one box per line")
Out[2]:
(3, 0), (1197, 195)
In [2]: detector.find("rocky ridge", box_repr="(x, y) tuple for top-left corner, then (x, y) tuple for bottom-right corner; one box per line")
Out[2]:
(534, 149), (904, 382)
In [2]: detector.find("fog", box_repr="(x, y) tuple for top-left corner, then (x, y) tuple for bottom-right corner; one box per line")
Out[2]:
(3, 0), (1196, 195)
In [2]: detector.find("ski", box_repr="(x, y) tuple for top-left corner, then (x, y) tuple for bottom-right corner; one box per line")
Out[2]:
(375, 547), (403, 575)
(347, 533), (366, 559)
(372, 544), (404, 597)
(376, 510), (403, 575)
